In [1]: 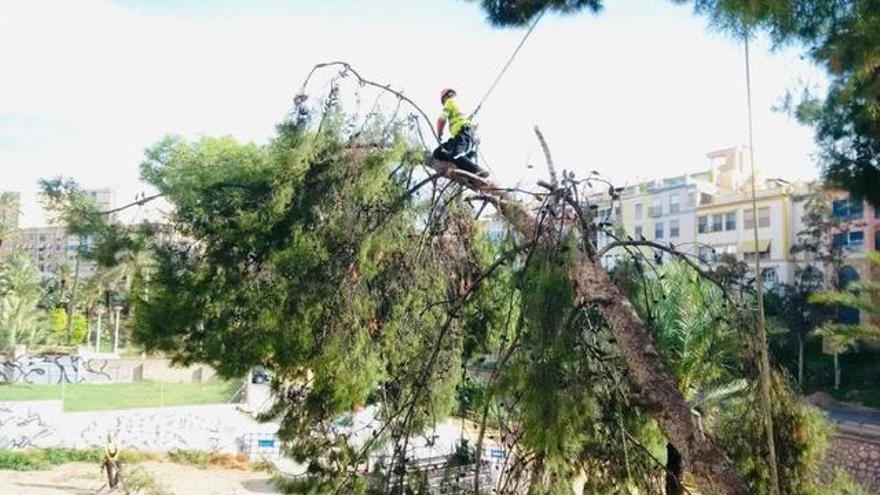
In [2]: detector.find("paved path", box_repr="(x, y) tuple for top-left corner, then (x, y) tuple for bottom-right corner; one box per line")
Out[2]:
(0, 461), (278, 494)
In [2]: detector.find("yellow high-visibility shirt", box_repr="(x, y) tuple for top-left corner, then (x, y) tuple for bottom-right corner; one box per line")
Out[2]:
(442, 97), (471, 137)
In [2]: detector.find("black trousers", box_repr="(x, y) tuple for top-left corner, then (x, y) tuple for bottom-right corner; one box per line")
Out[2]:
(432, 127), (480, 174)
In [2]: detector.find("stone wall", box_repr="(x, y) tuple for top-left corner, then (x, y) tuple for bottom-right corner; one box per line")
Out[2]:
(825, 435), (880, 492)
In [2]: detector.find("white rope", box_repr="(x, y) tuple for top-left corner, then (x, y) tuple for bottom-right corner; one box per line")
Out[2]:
(470, 8), (547, 119)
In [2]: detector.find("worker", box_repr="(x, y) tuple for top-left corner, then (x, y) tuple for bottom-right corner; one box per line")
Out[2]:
(433, 88), (489, 178)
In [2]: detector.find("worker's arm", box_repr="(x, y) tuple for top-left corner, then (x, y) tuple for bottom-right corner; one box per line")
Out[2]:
(436, 116), (446, 140)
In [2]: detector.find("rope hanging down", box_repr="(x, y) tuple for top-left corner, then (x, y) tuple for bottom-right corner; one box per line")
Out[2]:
(470, 8), (547, 119)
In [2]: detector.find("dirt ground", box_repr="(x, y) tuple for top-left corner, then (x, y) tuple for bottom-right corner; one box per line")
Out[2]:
(0, 461), (280, 494)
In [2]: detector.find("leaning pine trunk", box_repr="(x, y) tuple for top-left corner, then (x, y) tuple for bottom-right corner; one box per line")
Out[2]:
(666, 442), (683, 495)
(435, 162), (750, 495)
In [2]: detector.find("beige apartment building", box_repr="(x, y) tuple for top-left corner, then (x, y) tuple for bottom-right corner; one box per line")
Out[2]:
(592, 146), (814, 285)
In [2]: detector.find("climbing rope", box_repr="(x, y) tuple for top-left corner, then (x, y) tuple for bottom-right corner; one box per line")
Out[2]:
(470, 8), (547, 119)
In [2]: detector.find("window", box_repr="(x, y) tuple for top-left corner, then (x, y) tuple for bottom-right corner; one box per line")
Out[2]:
(687, 192), (696, 207)
(831, 198), (864, 220)
(635, 203), (643, 220)
(711, 214), (723, 232)
(698, 215), (709, 233)
(833, 231), (865, 250)
(649, 198), (662, 218)
(876, 231), (880, 251)
(759, 208), (770, 228)
(669, 193), (681, 213)
(634, 225), (643, 240)
(762, 267), (778, 284)
(655, 222), (664, 239)
(724, 212), (736, 231)
(851, 231), (865, 247)
(669, 219), (680, 238)
(614, 205), (621, 220)
(743, 207), (771, 229)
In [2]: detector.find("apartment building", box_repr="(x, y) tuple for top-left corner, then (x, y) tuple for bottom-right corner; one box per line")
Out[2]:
(0, 188), (115, 279)
(695, 178), (806, 285)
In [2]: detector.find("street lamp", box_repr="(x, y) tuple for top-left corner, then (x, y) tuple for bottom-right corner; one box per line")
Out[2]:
(94, 305), (106, 353)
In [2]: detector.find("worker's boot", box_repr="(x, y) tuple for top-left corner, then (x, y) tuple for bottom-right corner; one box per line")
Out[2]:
(454, 156), (489, 178)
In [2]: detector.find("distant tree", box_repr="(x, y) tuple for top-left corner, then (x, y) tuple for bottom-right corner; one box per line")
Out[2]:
(0, 192), (19, 250)
(49, 308), (87, 345)
(39, 178), (108, 345)
(810, 252), (880, 367)
(770, 187), (840, 385)
(0, 253), (48, 349)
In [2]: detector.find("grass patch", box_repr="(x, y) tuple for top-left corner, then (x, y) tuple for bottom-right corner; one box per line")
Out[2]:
(0, 448), (101, 471)
(0, 447), (258, 473)
(0, 381), (242, 411)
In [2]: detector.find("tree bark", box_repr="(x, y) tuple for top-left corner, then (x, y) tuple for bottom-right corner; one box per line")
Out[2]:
(666, 442), (684, 495)
(432, 159), (750, 495)
(569, 251), (748, 495)
(65, 250), (82, 346)
(798, 335), (804, 386)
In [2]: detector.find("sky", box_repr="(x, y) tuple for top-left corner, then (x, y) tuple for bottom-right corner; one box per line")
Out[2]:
(0, 0), (826, 227)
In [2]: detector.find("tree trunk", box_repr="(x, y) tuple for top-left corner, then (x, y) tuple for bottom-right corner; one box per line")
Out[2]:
(666, 442), (683, 495)
(797, 335), (804, 386)
(438, 164), (751, 495)
(65, 251), (82, 346)
(569, 252), (748, 494)
(834, 352), (840, 390)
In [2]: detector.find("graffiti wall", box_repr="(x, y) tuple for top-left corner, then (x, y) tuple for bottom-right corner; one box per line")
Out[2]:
(0, 353), (215, 384)
(0, 401), (279, 454)
(0, 354), (117, 384)
(0, 401), (62, 449)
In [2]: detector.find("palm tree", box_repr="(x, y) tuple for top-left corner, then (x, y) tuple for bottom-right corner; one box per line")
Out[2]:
(97, 241), (155, 351)
(636, 261), (745, 494)
(0, 192), (20, 249)
(0, 252), (48, 349)
(99, 244), (154, 300)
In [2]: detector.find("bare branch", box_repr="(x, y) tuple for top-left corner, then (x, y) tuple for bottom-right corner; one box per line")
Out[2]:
(534, 126), (557, 188)
(97, 193), (166, 216)
(299, 61), (440, 144)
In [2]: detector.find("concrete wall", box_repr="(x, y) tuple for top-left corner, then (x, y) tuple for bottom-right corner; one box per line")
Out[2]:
(0, 353), (216, 384)
(0, 401), (278, 456)
(0, 354), (119, 384)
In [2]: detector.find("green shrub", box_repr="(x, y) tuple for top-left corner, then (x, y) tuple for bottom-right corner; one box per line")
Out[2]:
(0, 447), (101, 471)
(167, 448), (210, 467)
(123, 466), (174, 495)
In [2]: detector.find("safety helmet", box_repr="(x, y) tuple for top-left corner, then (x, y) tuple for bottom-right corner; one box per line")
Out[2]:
(440, 88), (456, 103)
